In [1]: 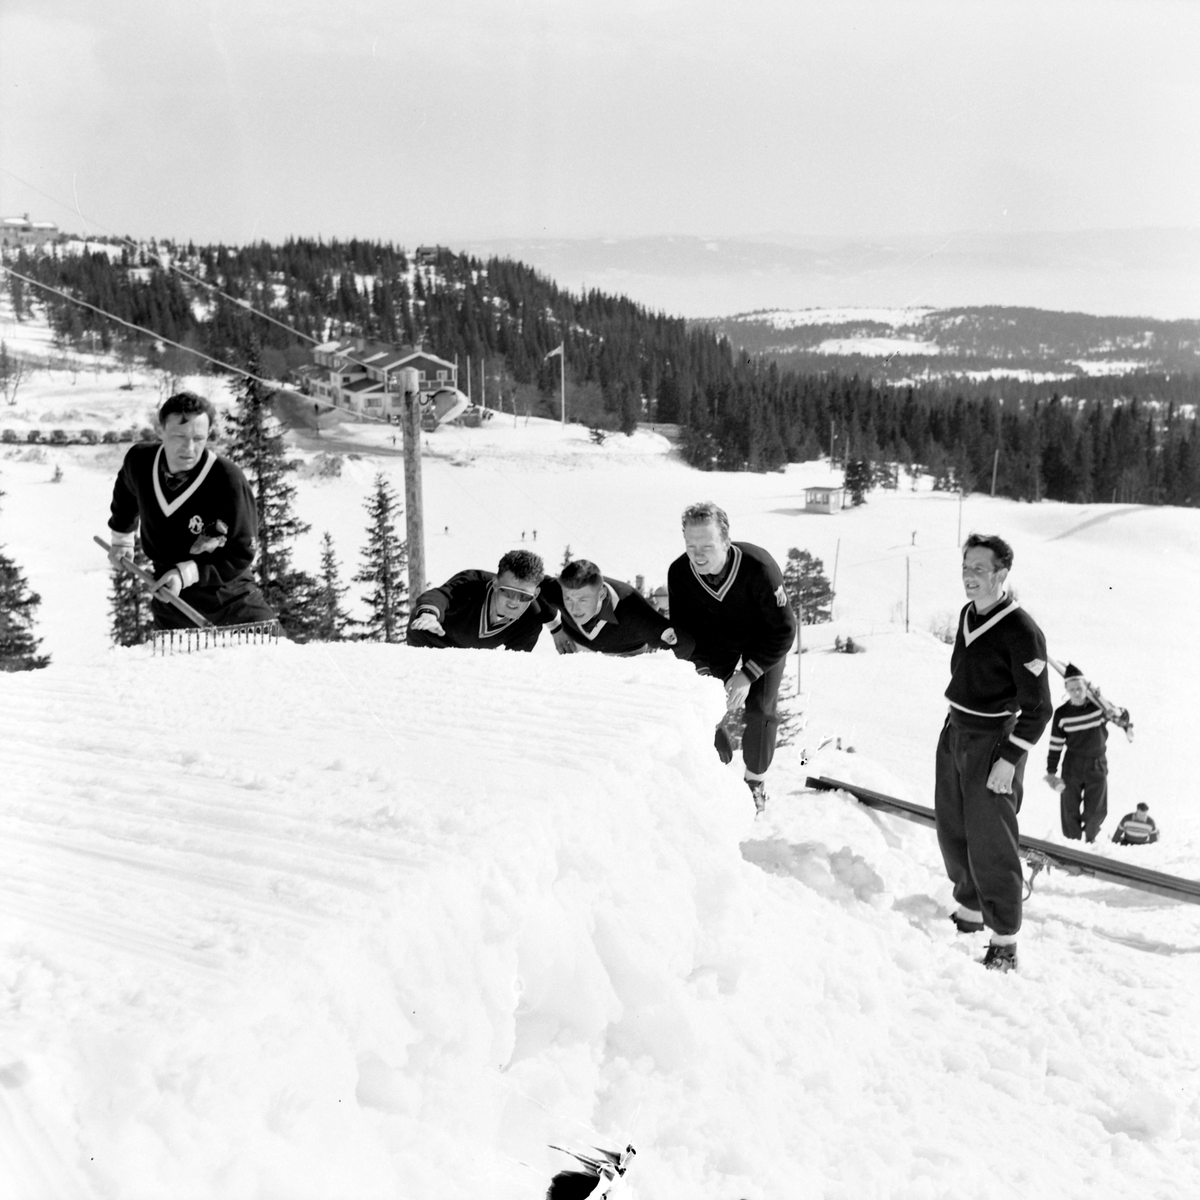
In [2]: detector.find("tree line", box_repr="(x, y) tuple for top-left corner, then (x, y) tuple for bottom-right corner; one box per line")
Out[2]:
(7, 237), (1200, 506)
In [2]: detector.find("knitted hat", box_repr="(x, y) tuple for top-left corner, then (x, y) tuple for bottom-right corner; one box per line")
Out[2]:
(1136, 802), (1149, 812)
(1063, 663), (1085, 681)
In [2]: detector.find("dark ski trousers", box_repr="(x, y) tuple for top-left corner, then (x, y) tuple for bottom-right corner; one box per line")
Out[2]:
(738, 657), (786, 776)
(1060, 755), (1108, 843)
(934, 716), (1025, 937)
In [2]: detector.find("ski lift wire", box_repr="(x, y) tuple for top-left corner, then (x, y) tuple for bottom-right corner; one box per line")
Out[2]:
(0, 262), (395, 427)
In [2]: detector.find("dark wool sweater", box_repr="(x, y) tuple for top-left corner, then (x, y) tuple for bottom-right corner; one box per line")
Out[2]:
(409, 570), (553, 651)
(1047, 698), (1109, 772)
(109, 443), (259, 590)
(944, 596), (1052, 765)
(667, 542), (796, 681)
(539, 576), (693, 657)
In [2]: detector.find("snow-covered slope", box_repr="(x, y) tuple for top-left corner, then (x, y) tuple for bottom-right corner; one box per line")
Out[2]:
(2, 327), (1200, 1197)
(3, 643), (1198, 1200)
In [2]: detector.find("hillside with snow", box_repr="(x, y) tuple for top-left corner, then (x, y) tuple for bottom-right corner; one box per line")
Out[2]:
(702, 306), (1200, 382)
(2, 312), (1200, 1197)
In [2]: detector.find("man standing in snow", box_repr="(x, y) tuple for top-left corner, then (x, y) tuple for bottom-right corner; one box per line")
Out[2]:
(936, 533), (1052, 973)
(407, 550), (554, 651)
(667, 502), (796, 813)
(539, 559), (692, 657)
(106, 392), (277, 630)
(1044, 663), (1111, 843)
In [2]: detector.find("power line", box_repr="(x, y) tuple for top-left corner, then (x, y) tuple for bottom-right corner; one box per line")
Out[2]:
(0, 261), (395, 426)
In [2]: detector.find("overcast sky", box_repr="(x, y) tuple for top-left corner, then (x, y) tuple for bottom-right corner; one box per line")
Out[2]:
(2, 0), (1197, 249)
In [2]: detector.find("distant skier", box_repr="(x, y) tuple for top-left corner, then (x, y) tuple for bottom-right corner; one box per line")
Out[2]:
(1043, 663), (1111, 843)
(539, 559), (693, 657)
(407, 550), (553, 651)
(1112, 803), (1159, 845)
(104, 391), (278, 630)
(667, 502), (796, 813)
(935, 533), (1052, 973)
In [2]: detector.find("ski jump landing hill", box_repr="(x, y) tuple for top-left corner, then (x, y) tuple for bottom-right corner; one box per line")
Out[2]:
(2, 638), (1200, 1200)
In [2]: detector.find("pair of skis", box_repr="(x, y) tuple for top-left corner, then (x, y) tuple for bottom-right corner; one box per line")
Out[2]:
(1047, 655), (1133, 741)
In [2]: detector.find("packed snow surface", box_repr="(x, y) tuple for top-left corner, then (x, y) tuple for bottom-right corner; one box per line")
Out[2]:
(2, 332), (1200, 1197)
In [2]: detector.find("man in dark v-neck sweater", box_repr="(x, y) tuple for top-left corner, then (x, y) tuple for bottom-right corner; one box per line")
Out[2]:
(106, 392), (277, 630)
(667, 502), (795, 812)
(936, 533), (1051, 973)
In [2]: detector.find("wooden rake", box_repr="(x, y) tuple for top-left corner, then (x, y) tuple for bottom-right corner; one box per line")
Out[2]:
(95, 536), (279, 653)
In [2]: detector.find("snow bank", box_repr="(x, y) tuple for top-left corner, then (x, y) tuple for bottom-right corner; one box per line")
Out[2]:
(2, 643), (1199, 1198)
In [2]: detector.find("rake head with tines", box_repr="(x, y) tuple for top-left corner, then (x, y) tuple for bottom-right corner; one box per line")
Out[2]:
(151, 620), (280, 655)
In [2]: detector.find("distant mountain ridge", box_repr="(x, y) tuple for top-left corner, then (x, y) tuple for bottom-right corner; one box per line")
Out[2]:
(699, 306), (1200, 381)
(457, 229), (1200, 324)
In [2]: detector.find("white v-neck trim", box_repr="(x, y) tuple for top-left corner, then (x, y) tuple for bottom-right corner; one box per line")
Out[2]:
(961, 597), (1020, 647)
(152, 447), (217, 518)
(690, 545), (742, 601)
(477, 581), (517, 639)
(576, 582), (620, 641)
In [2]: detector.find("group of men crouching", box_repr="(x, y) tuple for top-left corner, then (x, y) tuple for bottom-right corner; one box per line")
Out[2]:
(407, 502), (798, 815)
(105, 392), (1146, 975)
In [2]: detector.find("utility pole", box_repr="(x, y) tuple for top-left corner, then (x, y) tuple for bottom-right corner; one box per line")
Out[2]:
(905, 557), (910, 633)
(399, 367), (425, 599)
(991, 447), (999, 497)
(796, 602), (803, 694)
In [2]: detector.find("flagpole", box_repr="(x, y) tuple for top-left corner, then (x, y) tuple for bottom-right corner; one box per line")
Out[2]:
(560, 346), (566, 427)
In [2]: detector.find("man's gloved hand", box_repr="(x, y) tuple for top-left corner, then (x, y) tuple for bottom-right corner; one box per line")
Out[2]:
(410, 612), (445, 636)
(153, 567), (184, 598)
(552, 628), (577, 654)
(660, 627), (678, 646)
(107, 533), (135, 568)
(1043, 773), (1065, 793)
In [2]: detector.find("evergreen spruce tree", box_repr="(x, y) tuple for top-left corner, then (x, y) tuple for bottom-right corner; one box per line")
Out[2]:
(226, 355), (320, 638)
(354, 474), (408, 642)
(107, 535), (155, 646)
(844, 459), (872, 506)
(781, 548), (834, 625)
(313, 532), (352, 641)
(0, 553), (50, 670)
(0, 554), (50, 669)
(0, 482), (49, 670)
